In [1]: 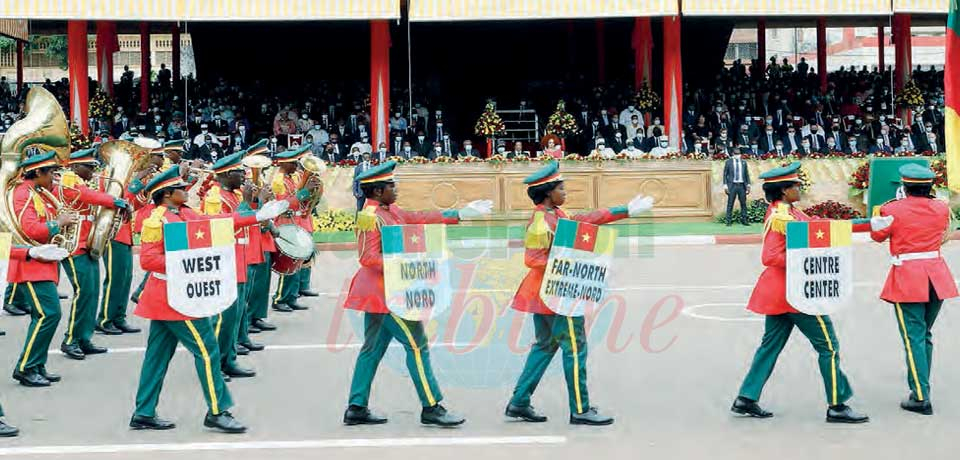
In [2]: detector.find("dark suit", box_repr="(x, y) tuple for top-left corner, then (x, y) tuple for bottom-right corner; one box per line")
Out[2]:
(759, 132), (778, 153)
(413, 141), (432, 158)
(806, 134), (827, 153)
(868, 144), (894, 155)
(603, 124), (628, 144)
(112, 121), (132, 138)
(723, 157), (751, 225)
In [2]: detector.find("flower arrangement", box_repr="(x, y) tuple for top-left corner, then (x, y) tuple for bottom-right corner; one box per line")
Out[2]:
(88, 90), (115, 120)
(803, 200), (863, 219)
(433, 155), (454, 164)
(895, 79), (925, 108)
(635, 80), (661, 112)
(336, 159), (358, 167)
(919, 150), (936, 157)
(546, 100), (581, 138)
(713, 152), (729, 161)
(564, 153), (583, 161)
(931, 159), (948, 189)
(510, 155), (530, 162)
(386, 155), (406, 164)
(781, 161), (811, 191)
(460, 155), (482, 163)
(474, 102), (506, 137)
(69, 123), (91, 150)
(848, 161), (870, 192)
(714, 199), (768, 224)
(408, 156), (430, 164)
(313, 209), (355, 233)
(848, 151), (867, 158)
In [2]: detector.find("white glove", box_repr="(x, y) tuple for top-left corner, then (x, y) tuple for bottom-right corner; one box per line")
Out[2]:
(28, 244), (69, 262)
(255, 199), (290, 222)
(458, 199), (494, 219)
(628, 194), (655, 217)
(870, 215), (894, 232)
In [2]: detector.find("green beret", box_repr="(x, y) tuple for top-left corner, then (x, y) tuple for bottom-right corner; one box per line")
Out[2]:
(144, 166), (189, 197)
(523, 161), (563, 187)
(899, 163), (935, 184)
(21, 150), (59, 173)
(759, 161), (801, 183)
(356, 160), (397, 184)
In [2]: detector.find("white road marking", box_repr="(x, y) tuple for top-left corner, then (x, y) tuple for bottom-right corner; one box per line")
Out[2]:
(0, 436), (567, 457)
(48, 343), (473, 355)
(682, 303), (762, 322)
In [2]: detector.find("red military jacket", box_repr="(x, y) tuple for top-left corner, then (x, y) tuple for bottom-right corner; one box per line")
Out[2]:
(134, 205), (259, 321)
(511, 204), (628, 315)
(9, 180), (61, 283)
(745, 202), (871, 315)
(58, 171), (119, 255)
(272, 172), (313, 232)
(871, 196), (958, 303)
(343, 198), (460, 314)
(201, 185), (253, 283)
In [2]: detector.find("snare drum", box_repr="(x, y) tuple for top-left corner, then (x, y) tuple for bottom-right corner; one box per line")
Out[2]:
(270, 224), (315, 275)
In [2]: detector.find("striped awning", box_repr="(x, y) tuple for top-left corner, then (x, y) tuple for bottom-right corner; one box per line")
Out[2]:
(409, 0), (679, 21)
(682, 0), (892, 16)
(892, 0), (950, 13)
(0, 0), (400, 21)
(0, 19), (27, 41)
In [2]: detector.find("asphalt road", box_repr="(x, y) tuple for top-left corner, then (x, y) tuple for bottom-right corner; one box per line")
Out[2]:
(0, 242), (957, 459)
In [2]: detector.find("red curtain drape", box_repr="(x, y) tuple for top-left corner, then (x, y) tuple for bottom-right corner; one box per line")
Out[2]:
(632, 17), (653, 91)
(95, 21), (118, 96)
(663, 16), (683, 149)
(68, 20), (90, 135)
(370, 20), (391, 150)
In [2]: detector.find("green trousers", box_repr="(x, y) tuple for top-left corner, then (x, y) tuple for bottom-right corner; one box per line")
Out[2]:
(134, 319), (233, 417)
(15, 281), (60, 373)
(4, 283), (27, 310)
(97, 241), (134, 328)
(131, 273), (149, 303)
(893, 284), (943, 402)
(62, 253), (101, 346)
(215, 283), (246, 369)
(273, 267), (305, 306)
(248, 253), (271, 320)
(510, 314), (590, 414)
(348, 312), (443, 408)
(299, 266), (312, 292)
(739, 313), (853, 406)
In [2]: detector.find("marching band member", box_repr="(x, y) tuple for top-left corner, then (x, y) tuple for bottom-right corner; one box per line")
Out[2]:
(10, 151), (78, 387)
(200, 153), (263, 378)
(732, 162), (869, 423)
(1, 243), (72, 436)
(870, 164), (957, 415)
(129, 166), (287, 433)
(57, 148), (130, 360)
(95, 155), (156, 335)
(240, 140), (278, 334)
(270, 145), (319, 312)
(342, 160), (492, 427)
(128, 147), (167, 306)
(506, 162), (652, 426)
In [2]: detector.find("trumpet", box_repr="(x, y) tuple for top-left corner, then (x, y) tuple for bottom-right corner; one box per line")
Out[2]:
(242, 154), (272, 186)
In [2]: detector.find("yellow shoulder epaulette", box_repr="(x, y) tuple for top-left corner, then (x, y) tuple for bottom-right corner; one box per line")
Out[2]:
(271, 171), (286, 196)
(524, 211), (551, 249)
(140, 206), (167, 243)
(873, 198), (899, 217)
(59, 170), (81, 188)
(203, 185), (222, 215)
(356, 205), (380, 232)
(767, 202), (794, 235)
(162, 158), (172, 170)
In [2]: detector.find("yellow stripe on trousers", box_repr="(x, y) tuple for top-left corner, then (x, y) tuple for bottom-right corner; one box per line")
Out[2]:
(273, 275), (284, 304)
(390, 314), (436, 406)
(185, 320), (220, 414)
(10, 283), (17, 303)
(567, 316), (583, 414)
(65, 257), (80, 345)
(19, 282), (45, 372)
(99, 242), (113, 327)
(815, 315), (838, 406)
(895, 303), (924, 401)
(214, 314), (223, 338)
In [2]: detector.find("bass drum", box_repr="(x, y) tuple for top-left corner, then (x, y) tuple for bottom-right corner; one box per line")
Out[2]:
(271, 224), (315, 275)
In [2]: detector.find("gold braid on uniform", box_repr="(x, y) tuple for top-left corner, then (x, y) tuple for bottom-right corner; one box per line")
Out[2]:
(140, 207), (167, 243)
(764, 202), (794, 237)
(203, 185), (223, 215)
(524, 211), (552, 249)
(356, 205), (383, 260)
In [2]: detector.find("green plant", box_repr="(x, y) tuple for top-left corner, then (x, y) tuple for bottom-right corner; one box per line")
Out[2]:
(714, 199), (767, 224)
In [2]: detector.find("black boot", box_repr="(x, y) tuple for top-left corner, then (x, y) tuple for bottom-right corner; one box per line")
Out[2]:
(239, 340), (264, 352)
(247, 323), (262, 334)
(114, 321), (141, 334)
(505, 404), (547, 422)
(130, 414), (176, 430)
(204, 411), (246, 434)
(272, 303), (293, 313)
(287, 301), (308, 311)
(298, 290), (320, 297)
(79, 341), (108, 355)
(826, 404), (869, 424)
(343, 405), (388, 425)
(60, 343), (85, 360)
(96, 323), (123, 335)
(421, 404), (465, 427)
(223, 364), (256, 378)
(569, 407), (614, 426)
(731, 396), (773, 418)
(252, 319), (277, 331)
(12, 368), (50, 387)
(0, 420), (18, 437)
(38, 365), (61, 383)
(900, 394), (933, 415)
(236, 346), (249, 356)
(3, 304), (27, 316)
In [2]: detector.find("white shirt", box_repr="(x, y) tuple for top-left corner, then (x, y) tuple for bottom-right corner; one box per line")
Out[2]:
(619, 109), (641, 128)
(732, 157), (744, 183)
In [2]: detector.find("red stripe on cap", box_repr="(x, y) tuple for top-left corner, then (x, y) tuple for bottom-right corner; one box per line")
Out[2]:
(527, 172), (562, 187)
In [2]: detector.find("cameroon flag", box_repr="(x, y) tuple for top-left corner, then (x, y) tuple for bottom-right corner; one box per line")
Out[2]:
(947, 0), (960, 192)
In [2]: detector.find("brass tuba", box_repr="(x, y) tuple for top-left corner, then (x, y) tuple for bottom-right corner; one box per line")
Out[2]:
(297, 154), (327, 212)
(0, 87), (71, 246)
(86, 139), (157, 258)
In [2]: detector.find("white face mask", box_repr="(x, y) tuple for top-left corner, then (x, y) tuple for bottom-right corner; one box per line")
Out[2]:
(435, 147), (442, 152)
(379, 148), (386, 153)
(497, 147), (506, 153)
(418, 136), (425, 141)
(395, 113), (401, 118)
(465, 145), (472, 151)
(404, 146), (411, 152)
(627, 145), (635, 150)
(802, 143), (810, 149)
